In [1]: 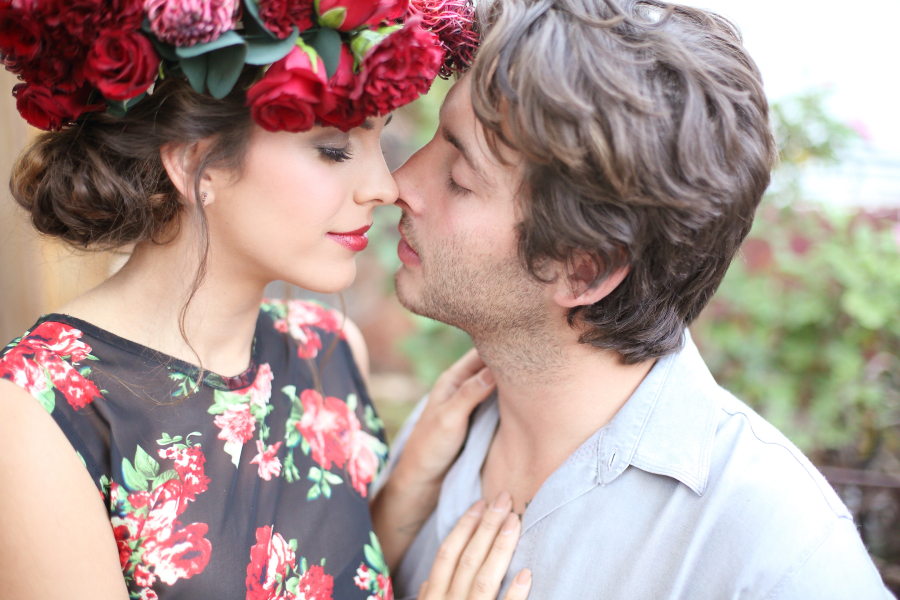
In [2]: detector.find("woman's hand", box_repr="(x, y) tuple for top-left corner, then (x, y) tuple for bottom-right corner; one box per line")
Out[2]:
(418, 493), (532, 600)
(398, 348), (495, 489)
(371, 349), (496, 571)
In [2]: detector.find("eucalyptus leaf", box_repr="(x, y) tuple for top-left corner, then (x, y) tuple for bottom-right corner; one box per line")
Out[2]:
(307, 27), (342, 79)
(180, 55), (209, 94)
(245, 27), (299, 66)
(242, 0), (278, 39)
(175, 30), (245, 59)
(151, 38), (179, 62)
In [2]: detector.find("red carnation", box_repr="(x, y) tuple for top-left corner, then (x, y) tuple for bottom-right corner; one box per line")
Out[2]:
(316, 45), (367, 131)
(85, 30), (159, 101)
(13, 81), (102, 131)
(246, 44), (334, 132)
(256, 0), (314, 39)
(358, 18), (443, 117)
(408, 0), (478, 78)
(297, 565), (334, 600)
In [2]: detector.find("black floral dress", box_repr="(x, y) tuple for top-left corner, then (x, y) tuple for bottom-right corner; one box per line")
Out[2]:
(0, 299), (393, 600)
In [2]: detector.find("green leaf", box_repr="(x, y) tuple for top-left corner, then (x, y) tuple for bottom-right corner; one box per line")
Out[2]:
(207, 42), (248, 99)
(180, 54), (209, 94)
(134, 445), (160, 479)
(363, 404), (384, 433)
(349, 24), (401, 63)
(122, 458), (148, 492)
(323, 471), (343, 485)
(364, 544), (386, 574)
(224, 440), (244, 467)
(307, 484), (321, 500)
(35, 385), (55, 414)
(151, 38), (179, 62)
(346, 393), (358, 412)
(318, 7), (347, 30)
(305, 27), (342, 79)
(175, 30), (245, 59)
(301, 437), (311, 455)
(242, 0), (279, 39)
(151, 469), (179, 489)
(79, 366), (92, 378)
(285, 577), (299, 596)
(307, 467), (322, 481)
(157, 433), (183, 445)
(286, 428), (303, 448)
(300, 556), (308, 574)
(245, 28), (299, 66)
(282, 385), (298, 402)
(209, 390), (252, 414)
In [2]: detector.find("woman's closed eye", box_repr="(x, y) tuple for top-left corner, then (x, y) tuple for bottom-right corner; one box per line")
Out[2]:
(318, 144), (353, 163)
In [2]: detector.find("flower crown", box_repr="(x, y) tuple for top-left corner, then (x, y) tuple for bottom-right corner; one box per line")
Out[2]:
(0, 0), (478, 132)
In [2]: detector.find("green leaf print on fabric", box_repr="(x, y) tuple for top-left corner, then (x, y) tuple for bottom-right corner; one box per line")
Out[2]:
(352, 532), (392, 599)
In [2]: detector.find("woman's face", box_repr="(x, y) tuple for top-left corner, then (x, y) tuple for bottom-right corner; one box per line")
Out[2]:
(206, 116), (398, 294)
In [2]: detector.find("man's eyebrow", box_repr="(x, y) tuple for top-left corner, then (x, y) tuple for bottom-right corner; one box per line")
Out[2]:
(441, 125), (489, 184)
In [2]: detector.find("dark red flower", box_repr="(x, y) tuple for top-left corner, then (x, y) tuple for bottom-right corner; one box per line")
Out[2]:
(408, 0), (478, 77)
(358, 18), (443, 117)
(256, 0), (314, 39)
(142, 522), (212, 585)
(0, 8), (42, 63)
(247, 44), (334, 132)
(113, 524), (133, 568)
(246, 525), (297, 600)
(40, 352), (103, 410)
(316, 45), (367, 131)
(85, 30), (159, 101)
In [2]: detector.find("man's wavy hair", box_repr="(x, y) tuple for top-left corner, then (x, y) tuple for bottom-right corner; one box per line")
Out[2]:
(471, 0), (777, 363)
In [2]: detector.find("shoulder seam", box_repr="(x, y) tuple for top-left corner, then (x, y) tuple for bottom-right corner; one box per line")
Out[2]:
(721, 406), (848, 518)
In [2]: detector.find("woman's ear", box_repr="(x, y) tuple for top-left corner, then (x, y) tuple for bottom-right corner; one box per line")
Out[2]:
(159, 141), (215, 207)
(552, 253), (630, 309)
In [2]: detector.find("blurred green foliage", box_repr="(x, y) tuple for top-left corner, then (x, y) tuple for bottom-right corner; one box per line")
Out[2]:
(383, 84), (900, 462)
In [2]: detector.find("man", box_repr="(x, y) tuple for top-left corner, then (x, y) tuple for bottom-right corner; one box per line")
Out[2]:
(377, 0), (893, 597)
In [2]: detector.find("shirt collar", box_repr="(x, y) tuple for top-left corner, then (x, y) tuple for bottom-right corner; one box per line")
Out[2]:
(597, 330), (721, 496)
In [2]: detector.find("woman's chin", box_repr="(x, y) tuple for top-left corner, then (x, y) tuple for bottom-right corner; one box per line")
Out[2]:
(285, 263), (357, 295)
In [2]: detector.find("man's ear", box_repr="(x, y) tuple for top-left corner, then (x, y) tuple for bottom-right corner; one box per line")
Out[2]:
(160, 141), (215, 206)
(552, 253), (630, 309)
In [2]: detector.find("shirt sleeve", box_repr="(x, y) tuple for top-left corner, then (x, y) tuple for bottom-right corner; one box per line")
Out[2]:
(369, 394), (430, 499)
(770, 515), (894, 600)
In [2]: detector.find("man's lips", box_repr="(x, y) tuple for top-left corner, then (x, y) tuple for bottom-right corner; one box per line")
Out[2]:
(397, 224), (421, 267)
(327, 225), (370, 252)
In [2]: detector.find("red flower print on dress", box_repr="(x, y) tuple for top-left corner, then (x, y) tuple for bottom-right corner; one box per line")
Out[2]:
(248, 363), (275, 409)
(297, 389), (353, 470)
(250, 440), (283, 481)
(214, 403), (257, 445)
(354, 564), (372, 589)
(246, 525), (334, 600)
(109, 439), (212, 596)
(265, 299), (344, 359)
(346, 429), (380, 497)
(297, 565), (334, 600)
(0, 321), (102, 412)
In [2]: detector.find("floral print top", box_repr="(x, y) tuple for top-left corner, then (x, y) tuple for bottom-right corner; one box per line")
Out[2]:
(0, 300), (393, 600)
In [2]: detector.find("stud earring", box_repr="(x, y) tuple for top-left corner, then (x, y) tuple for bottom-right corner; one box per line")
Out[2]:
(201, 191), (208, 206)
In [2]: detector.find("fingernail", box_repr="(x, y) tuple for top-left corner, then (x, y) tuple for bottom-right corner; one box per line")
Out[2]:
(515, 569), (532, 587)
(479, 368), (495, 386)
(467, 499), (487, 516)
(491, 491), (512, 512)
(501, 513), (519, 534)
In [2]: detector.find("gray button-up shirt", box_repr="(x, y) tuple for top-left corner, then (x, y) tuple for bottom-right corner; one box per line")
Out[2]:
(381, 333), (893, 599)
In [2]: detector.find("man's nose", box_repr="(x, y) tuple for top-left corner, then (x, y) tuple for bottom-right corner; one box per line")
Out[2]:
(392, 146), (429, 215)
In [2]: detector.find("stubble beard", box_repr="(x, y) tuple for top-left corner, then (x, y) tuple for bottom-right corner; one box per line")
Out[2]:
(394, 216), (567, 375)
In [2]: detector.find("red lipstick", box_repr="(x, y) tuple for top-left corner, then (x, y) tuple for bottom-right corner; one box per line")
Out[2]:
(327, 225), (370, 252)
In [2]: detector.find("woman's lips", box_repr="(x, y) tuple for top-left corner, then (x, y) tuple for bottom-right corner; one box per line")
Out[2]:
(327, 225), (370, 252)
(397, 226), (421, 266)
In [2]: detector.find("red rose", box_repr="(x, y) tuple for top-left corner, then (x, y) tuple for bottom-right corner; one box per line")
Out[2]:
(0, 8), (42, 63)
(40, 353), (103, 410)
(13, 82), (101, 131)
(317, 0), (407, 32)
(358, 18), (443, 117)
(142, 522), (212, 586)
(246, 44), (334, 132)
(112, 524), (133, 568)
(346, 429), (380, 497)
(28, 321), (93, 361)
(316, 45), (367, 132)
(297, 565), (335, 600)
(256, 0), (314, 39)
(159, 445), (210, 506)
(85, 30), (160, 101)
(297, 389), (353, 470)
(246, 525), (297, 599)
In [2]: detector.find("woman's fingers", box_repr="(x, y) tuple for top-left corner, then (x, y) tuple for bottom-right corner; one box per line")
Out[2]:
(460, 512), (521, 600)
(423, 499), (488, 596)
(446, 492), (514, 598)
(430, 348), (486, 402)
(502, 569), (533, 600)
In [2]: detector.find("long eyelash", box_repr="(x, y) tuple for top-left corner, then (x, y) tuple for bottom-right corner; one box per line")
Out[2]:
(318, 145), (353, 163)
(447, 174), (470, 195)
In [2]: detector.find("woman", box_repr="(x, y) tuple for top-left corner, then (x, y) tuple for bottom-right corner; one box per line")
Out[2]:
(0, 1), (529, 599)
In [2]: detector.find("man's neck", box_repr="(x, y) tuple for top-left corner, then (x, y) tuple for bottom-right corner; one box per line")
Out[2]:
(476, 329), (655, 513)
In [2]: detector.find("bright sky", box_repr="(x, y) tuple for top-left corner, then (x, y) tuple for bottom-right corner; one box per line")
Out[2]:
(686, 0), (900, 156)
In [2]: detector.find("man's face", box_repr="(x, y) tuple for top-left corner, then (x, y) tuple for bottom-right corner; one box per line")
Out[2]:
(392, 76), (551, 340)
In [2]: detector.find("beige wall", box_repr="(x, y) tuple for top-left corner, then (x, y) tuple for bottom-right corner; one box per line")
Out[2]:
(0, 70), (110, 343)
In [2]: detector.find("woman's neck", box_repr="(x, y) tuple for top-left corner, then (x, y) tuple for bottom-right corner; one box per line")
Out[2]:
(59, 230), (266, 378)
